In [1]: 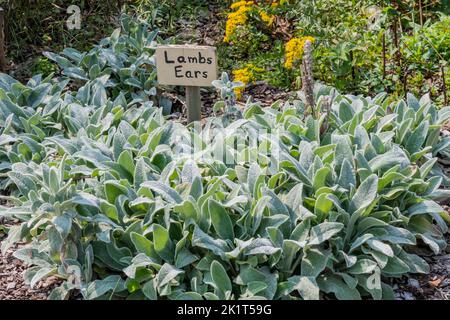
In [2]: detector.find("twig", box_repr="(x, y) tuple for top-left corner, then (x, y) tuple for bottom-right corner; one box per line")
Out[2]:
(382, 32), (386, 80)
(403, 68), (408, 98)
(0, 7), (7, 72)
(442, 65), (448, 106)
(419, 0), (424, 26)
(392, 19), (400, 71)
(349, 50), (356, 81)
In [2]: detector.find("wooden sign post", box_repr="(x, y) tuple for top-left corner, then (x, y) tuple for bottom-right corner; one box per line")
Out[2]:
(155, 45), (218, 123)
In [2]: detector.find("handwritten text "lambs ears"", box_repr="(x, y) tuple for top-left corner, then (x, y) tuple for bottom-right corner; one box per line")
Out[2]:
(155, 45), (218, 87)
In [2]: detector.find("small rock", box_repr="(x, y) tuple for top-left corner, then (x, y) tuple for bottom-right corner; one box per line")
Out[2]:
(401, 291), (415, 300)
(6, 282), (16, 290)
(408, 279), (420, 289)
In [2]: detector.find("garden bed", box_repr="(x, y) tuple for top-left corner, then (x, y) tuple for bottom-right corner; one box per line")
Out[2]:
(0, 239), (61, 300)
(0, 5), (449, 301)
(1, 218), (449, 300)
(394, 230), (450, 300)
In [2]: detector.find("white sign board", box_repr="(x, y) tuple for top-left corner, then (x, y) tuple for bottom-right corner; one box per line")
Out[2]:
(155, 45), (218, 87)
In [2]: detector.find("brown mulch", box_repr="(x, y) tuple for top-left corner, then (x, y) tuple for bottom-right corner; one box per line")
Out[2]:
(0, 223), (62, 300)
(438, 127), (450, 179)
(246, 82), (293, 106)
(394, 233), (450, 300)
(165, 82), (294, 125)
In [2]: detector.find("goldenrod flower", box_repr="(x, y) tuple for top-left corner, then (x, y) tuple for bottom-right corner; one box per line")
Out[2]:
(284, 36), (315, 69)
(232, 65), (260, 99)
(259, 10), (275, 26)
(230, 0), (253, 9)
(224, 4), (252, 42)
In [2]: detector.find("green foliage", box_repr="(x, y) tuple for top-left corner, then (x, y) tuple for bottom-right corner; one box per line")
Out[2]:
(128, 0), (213, 36)
(1, 11), (449, 300)
(42, 14), (159, 100)
(220, 0), (449, 103)
(1, 40), (450, 300)
(32, 58), (59, 78)
(1, 0), (118, 65)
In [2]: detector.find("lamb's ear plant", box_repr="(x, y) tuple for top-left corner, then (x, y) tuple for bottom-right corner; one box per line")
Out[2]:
(43, 14), (159, 106)
(0, 13), (449, 300)
(212, 72), (244, 124)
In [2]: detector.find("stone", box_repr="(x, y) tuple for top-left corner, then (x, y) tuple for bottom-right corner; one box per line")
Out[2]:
(6, 282), (16, 290)
(408, 279), (420, 289)
(401, 291), (415, 300)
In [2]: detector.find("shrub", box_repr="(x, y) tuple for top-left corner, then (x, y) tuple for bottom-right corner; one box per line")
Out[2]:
(220, 0), (449, 103)
(1, 69), (449, 299)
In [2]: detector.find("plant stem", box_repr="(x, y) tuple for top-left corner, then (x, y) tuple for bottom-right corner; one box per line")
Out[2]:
(0, 7), (6, 72)
(403, 68), (408, 98)
(289, 253), (303, 275)
(392, 18), (400, 65)
(349, 50), (356, 82)
(382, 32), (386, 80)
(442, 65), (448, 106)
(419, 0), (424, 26)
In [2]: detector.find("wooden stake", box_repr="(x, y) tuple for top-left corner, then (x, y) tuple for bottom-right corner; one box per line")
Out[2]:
(186, 86), (202, 123)
(0, 7), (6, 72)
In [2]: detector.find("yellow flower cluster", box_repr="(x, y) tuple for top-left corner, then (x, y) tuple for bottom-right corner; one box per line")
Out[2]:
(284, 36), (315, 69)
(259, 10), (275, 26)
(232, 64), (262, 99)
(224, 1), (254, 42)
(230, 0), (252, 10)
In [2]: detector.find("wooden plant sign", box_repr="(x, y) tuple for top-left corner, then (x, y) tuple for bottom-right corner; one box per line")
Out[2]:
(155, 45), (218, 123)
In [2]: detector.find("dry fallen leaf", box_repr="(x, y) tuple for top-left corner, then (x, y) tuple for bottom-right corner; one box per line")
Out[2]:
(429, 277), (443, 287)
